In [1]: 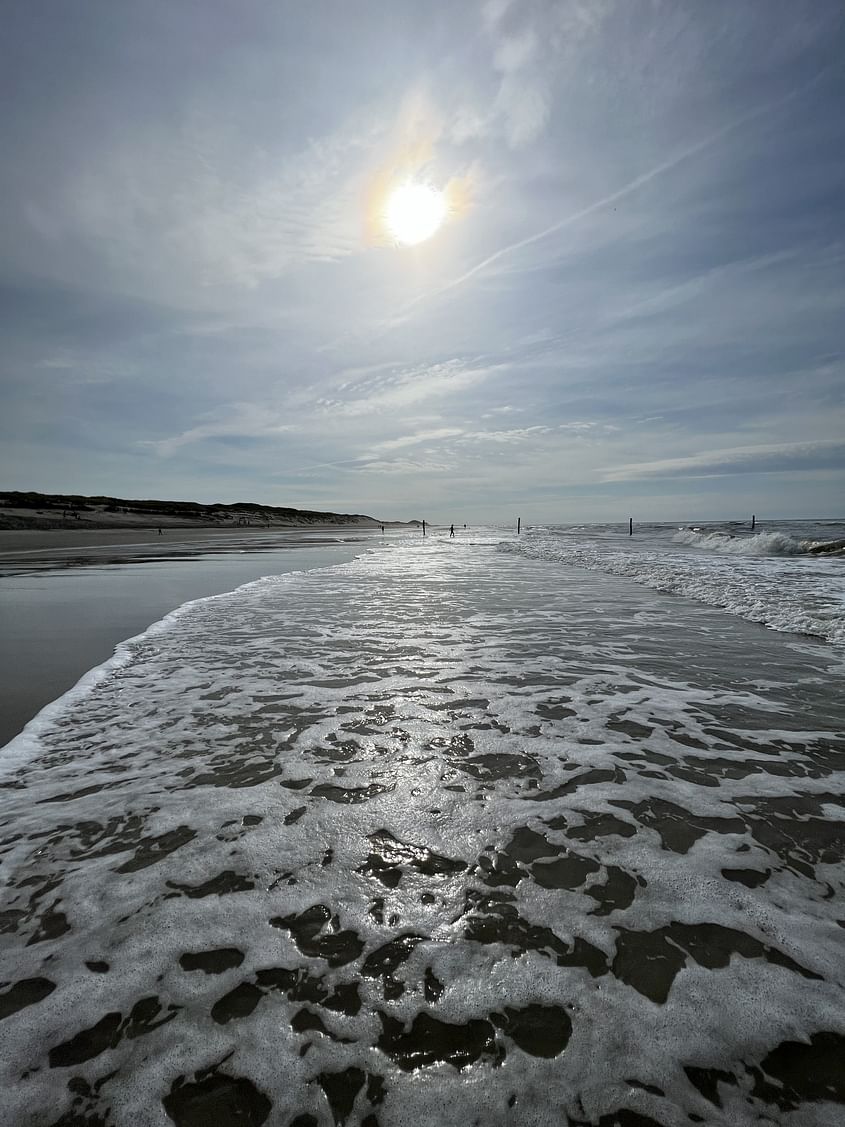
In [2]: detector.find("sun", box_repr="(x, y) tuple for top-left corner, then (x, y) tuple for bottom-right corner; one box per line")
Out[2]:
(384, 182), (447, 246)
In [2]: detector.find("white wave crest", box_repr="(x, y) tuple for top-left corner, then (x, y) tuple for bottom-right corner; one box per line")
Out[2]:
(505, 532), (845, 645)
(673, 529), (805, 556)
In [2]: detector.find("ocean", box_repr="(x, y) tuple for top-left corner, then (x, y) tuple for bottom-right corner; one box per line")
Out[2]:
(1, 520), (843, 1126)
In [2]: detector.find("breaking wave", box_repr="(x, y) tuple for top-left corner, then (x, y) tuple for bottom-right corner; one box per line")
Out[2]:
(505, 530), (845, 645)
(672, 529), (805, 556)
(673, 529), (845, 558)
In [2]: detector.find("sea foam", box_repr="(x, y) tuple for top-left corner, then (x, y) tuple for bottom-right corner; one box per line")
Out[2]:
(506, 527), (845, 645)
(672, 528), (805, 556)
(0, 539), (843, 1126)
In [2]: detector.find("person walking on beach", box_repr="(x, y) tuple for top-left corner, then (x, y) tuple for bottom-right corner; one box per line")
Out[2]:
(158, 527), (162, 536)
(450, 524), (455, 537)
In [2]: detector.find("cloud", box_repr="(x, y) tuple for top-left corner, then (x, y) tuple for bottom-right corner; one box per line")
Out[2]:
(37, 352), (136, 385)
(452, 2), (552, 149)
(37, 101), (396, 303)
(410, 60), (833, 320)
(465, 0), (614, 150)
(316, 358), (503, 416)
(353, 457), (456, 475)
(40, 357), (75, 370)
(146, 405), (293, 457)
(459, 424), (553, 444)
(374, 427), (465, 452)
(602, 440), (845, 481)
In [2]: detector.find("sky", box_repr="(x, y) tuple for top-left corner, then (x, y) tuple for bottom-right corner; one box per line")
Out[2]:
(1, 0), (843, 524)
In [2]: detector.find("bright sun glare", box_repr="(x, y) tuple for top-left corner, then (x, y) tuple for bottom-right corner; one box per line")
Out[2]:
(384, 182), (447, 246)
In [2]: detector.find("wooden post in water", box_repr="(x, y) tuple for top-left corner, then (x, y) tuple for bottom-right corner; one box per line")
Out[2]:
(422, 519), (426, 536)
(629, 517), (633, 536)
(751, 514), (756, 530)
(517, 517), (521, 535)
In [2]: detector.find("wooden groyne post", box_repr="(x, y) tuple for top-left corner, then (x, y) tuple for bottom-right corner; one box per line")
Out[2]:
(751, 514), (756, 530)
(517, 517), (521, 535)
(629, 517), (633, 536)
(422, 520), (426, 536)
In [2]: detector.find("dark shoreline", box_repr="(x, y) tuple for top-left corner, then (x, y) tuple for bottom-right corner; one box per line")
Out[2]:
(0, 525), (384, 574)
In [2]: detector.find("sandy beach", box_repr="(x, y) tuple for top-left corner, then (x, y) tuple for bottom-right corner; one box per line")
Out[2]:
(0, 525), (383, 560)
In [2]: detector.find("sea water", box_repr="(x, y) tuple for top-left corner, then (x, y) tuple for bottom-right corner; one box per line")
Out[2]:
(0, 538), (367, 747)
(0, 522), (843, 1126)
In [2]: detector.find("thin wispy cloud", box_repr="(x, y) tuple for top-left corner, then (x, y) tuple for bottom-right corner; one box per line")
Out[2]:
(147, 406), (294, 458)
(374, 428), (465, 453)
(603, 440), (845, 482)
(316, 359), (504, 417)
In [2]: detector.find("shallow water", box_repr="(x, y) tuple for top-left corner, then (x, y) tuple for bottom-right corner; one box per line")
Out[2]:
(515, 518), (845, 644)
(0, 540), (365, 747)
(1, 533), (843, 1126)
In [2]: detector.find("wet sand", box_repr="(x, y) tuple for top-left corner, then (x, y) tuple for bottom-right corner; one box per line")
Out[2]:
(0, 535), (369, 748)
(0, 525), (380, 563)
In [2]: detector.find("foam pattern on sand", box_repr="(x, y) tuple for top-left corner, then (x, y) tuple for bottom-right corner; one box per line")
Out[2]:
(1, 539), (844, 1126)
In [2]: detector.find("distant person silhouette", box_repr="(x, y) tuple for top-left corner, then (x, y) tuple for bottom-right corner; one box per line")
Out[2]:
(158, 527), (163, 535)
(450, 524), (455, 537)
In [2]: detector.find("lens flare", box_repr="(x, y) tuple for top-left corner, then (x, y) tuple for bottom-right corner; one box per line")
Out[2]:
(384, 182), (447, 246)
